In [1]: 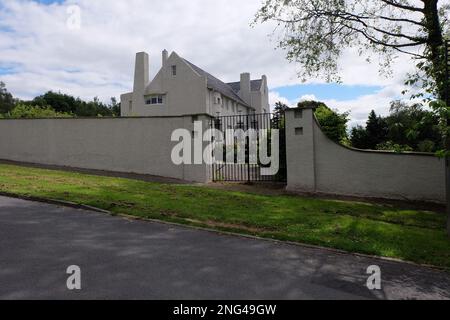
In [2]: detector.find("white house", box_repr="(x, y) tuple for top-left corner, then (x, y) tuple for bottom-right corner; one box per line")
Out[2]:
(120, 50), (270, 117)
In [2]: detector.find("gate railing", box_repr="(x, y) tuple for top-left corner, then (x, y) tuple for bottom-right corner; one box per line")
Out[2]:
(210, 112), (286, 183)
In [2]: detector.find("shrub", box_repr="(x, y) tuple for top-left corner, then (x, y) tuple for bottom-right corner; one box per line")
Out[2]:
(376, 141), (413, 153)
(5, 104), (73, 119)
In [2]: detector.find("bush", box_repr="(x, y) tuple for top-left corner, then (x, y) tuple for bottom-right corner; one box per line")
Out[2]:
(5, 104), (73, 119)
(417, 140), (436, 153)
(376, 141), (413, 153)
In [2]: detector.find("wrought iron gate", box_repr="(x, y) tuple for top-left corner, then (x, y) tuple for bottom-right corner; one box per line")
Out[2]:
(210, 113), (286, 183)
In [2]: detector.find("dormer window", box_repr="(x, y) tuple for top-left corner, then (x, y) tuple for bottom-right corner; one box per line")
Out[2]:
(171, 65), (177, 76)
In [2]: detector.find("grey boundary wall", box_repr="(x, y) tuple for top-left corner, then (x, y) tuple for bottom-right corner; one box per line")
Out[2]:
(285, 108), (446, 203)
(0, 115), (212, 183)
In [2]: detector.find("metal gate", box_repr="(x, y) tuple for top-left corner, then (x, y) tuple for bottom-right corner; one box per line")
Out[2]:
(210, 113), (286, 183)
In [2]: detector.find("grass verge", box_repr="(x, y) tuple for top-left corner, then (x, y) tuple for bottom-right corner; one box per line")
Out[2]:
(0, 163), (449, 269)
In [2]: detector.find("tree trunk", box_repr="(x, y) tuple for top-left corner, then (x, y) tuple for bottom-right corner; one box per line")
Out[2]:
(423, 1), (449, 237)
(423, 0), (445, 97)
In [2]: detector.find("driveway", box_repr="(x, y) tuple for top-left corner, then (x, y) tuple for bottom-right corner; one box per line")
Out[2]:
(0, 195), (449, 300)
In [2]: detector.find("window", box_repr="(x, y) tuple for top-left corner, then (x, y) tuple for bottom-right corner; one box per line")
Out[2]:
(295, 110), (303, 118)
(171, 65), (177, 76)
(145, 95), (164, 105)
(295, 127), (304, 135)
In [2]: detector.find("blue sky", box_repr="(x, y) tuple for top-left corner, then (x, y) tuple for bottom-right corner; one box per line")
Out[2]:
(0, 0), (418, 126)
(0, 68), (15, 75)
(272, 84), (383, 102)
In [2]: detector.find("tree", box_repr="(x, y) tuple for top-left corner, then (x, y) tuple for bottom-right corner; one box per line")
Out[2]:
(28, 91), (117, 117)
(30, 91), (78, 114)
(385, 100), (441, 151)
(0, 81), (16, 114)
(254, 0), (449, 99)
(272, 101), (289, 127)
(365, 110), (389, 149)
(350, 125), (370, 149)
(296, 100), (350, 143)
(274, 101), (289, 115)
(349, 110), (387, 150)
(109, 97), (121, 117)
(350, 102), (442, 151)
(313, 103), (349, 143)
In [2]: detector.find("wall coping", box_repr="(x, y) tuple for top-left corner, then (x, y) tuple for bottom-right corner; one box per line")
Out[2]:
(286, 106), (439, 158)
(0, 113), (214, 121)
(286, 106), (317, 111)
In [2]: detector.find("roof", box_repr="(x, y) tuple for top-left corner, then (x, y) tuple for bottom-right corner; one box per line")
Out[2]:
(183, 59), (251, 108)
(227, 79), (263, 93)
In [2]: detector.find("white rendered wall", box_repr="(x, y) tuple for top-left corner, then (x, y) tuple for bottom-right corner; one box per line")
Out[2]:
(0, 116), (212, 183)
(285, 108), (446, 203)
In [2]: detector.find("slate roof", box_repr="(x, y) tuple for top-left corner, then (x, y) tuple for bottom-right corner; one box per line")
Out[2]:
(227, 80), (263, 93)
(183, 58), (252, 108)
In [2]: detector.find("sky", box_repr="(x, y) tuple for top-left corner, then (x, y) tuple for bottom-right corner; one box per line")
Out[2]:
(0, 0), (431, 126)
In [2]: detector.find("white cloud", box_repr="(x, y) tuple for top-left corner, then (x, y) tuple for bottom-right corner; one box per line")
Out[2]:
(321, 89), (395, 128)
(268, 91), (294, 110)
(299, 94), (317, 102)
(270, 83), (423, 128)
(0, 0), (424, 118)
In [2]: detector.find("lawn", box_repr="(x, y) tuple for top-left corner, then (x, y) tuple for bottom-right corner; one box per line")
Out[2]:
(0, 163), (449, 269)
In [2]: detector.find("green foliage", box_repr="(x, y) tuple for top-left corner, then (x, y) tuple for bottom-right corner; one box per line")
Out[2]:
(312, 103), (349, 143)
(386, 101), (442, 152)
(273, 101), (289, 116)
(28, 91), (119, 117)
(298, 100), (324, 109)
(0, 83), (121, 118)
(350, 101), (443, 152)
(110, 97), (121, 116)
(4, 104), (72, 119)
(254, 1), (449, 96)
(429, 99), (450, 156)
(350, 125), (370, 149)
(417, 140), (437, 153)
(376, 141), (414, 153)
(272, 101), (289, 127)
(365, 110), (388, 149)
(254, 1), (449, 156)
(0, 81), (16, 114)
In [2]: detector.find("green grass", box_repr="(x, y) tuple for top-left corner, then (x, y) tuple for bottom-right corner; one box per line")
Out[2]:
(0, 163), (449, 269)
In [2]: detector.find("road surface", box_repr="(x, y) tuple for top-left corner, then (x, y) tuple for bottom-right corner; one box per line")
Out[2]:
(0, 195), (449, 300)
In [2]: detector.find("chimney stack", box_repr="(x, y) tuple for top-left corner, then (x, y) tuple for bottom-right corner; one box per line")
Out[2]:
(162, 49), (168, 68)
(133, 52), (149, 94)
(240, 72), (251, 105)
(261, 75), (267, 88)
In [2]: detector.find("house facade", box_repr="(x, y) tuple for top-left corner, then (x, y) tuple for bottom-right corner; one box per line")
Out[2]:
(120, 50), (270, 117)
